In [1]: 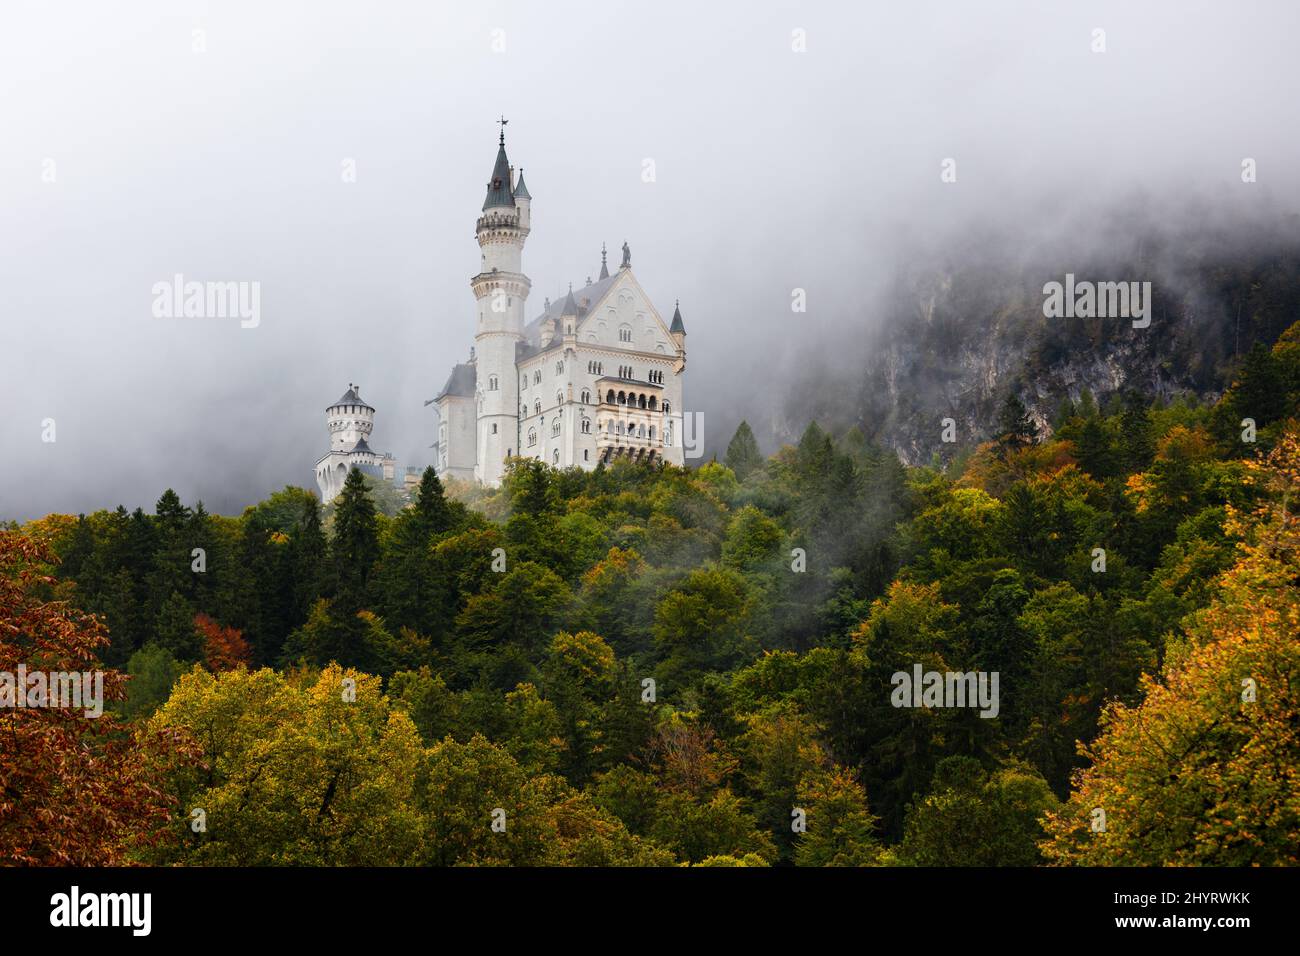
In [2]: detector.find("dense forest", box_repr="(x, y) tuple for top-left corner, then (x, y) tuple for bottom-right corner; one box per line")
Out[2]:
(4, 321), (1300, 866)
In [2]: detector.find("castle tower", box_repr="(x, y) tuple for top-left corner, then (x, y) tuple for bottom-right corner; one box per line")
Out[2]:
(317, 384), (395, 504)
(471, 121), (532, 486)
(327, 383), (374, 452)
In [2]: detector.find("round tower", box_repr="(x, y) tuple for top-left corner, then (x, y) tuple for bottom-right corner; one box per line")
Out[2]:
(472, 122), (531, 486)
(326, 384), (375, 452)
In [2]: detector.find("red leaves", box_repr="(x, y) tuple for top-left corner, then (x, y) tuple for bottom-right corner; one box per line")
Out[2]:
(194, 613), (251, 672)
(0, 531), (194, 865)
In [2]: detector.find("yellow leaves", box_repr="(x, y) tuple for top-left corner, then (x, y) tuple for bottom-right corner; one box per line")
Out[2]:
(1124, 472), (1154, 513)
(1043, 432), (1300, 865)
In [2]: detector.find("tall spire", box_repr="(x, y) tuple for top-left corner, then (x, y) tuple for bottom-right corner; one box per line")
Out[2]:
(513, 167), (531, 200)
(482, 119), (516, 211)
(561, 282), (579, 317)
(670, 299), (686, 334)
(599, 242), (609, 280)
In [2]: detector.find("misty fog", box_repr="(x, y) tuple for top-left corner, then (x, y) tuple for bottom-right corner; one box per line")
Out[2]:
(3, 0), (1298, 521)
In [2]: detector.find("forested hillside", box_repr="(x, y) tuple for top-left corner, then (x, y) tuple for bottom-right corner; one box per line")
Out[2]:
(4, 321), (1300, 866)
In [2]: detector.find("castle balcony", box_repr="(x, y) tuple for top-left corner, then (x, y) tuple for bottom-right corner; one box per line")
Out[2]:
(594, 376), (665, 413)
(596, 434), (661, 465)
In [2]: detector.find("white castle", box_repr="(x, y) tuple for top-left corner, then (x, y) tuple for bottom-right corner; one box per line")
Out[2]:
(430, 123), (687, 486)
(315, 384), (395, 504)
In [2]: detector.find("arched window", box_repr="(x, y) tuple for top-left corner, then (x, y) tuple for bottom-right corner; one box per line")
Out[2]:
(580, 389), (590, 404)
(555, 361), (563, 375)
(556, 391), (563, 407)
(581, 418), (591, 434)
(638, 423), (646, 438)
(638, 394), (647, 409)
(663, 402), (670, 414)
(527, 428), (537, 447)
(552, 419), (561, 437)
(605, 389), (615, 404)
(534, 400), (541, 416)
(649, 425), (655, 440)
(533, 370), (541, 384)
(553, 448), (560, 465)
(619, 326), (632, 343)
(583, 449), (589, 461)
(488, 375), (499, 390)
(648, 396), (657, 410)
(617, 391), (626, 405)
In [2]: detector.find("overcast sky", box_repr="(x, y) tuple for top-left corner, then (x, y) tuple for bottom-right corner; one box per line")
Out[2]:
(3, 0), (1298, 521)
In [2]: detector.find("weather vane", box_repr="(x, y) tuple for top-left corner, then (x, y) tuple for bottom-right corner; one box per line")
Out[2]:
(497, 115), (508, 143)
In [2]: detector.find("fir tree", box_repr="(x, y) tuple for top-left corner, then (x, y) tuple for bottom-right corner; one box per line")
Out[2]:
(331, 468), (380, 613)
(724, 421), (764, 481)
(996, 391), (1036, 453)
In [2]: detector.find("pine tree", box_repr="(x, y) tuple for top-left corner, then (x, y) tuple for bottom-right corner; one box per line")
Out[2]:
(331, 468), (380, 613)
(291, 495), (326, 626)
(377, 467), (450, 632)
(996, 391), (1036, 453)
(724, 421), (764, 481)
(412, 467), (452, 536)
(154, 590), (202, 661)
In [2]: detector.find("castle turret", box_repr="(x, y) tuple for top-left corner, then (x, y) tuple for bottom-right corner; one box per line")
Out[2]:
(670, 300), (687, 352)
(326, 384), (375, 452)
(316, 384), (395, 504)
(471, 122), (531, 486)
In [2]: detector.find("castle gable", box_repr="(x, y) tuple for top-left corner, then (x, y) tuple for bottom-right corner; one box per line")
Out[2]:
(574, 271), (674, 355)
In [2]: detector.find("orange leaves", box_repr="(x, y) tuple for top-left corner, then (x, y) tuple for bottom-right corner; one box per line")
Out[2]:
(193, 613), (251, 672)
(0, 531), (194, 865)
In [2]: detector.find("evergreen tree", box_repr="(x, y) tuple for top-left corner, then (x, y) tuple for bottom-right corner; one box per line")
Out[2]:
(331, 468), (380, 612)
(1116, 391), (1155, 472)
(290, 495), (327, 627)
(378, 467), (451, 632)
(724, 421), (764, 481)
(154, 590), (203, 661)
(996, 391), (1036, 453)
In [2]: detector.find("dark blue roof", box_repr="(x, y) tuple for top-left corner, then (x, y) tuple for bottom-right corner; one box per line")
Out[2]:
(482, 139), (516, 211)
(434, 363), (477, 401)
(513, 169), (531, 200)
(329, 387), (373, 410)
(670, 301), (686, 334)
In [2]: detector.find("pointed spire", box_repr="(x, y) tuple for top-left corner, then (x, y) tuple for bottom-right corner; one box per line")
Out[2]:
(670, 299), (686, 334)
(513, 167), (531, 200)
(599, 242), (610, 280)
(561, 282), (579, 316)
(482, 121), (516, 211)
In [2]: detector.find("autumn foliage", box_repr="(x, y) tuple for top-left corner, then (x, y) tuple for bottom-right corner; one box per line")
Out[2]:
(194, 612), (252, 671)
(0, 532), (193, 865)
(1042, 430), (1300, 865)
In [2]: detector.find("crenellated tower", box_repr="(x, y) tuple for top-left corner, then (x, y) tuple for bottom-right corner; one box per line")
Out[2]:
(471, 120), (532, 485)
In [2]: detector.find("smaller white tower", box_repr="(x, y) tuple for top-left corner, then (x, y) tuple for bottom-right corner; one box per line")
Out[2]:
(328, 384), (375, 452)
(316, 384), (395, 504)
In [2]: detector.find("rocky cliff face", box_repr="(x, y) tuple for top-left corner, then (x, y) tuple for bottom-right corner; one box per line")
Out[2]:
(772, 215), (1300, 464)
